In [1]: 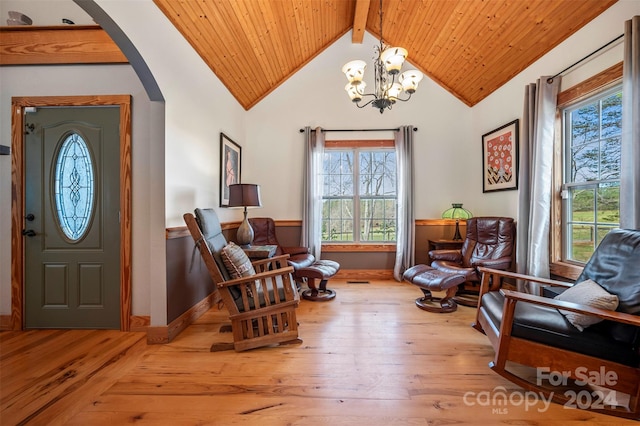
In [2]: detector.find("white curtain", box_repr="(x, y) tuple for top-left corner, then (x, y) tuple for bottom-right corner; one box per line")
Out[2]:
(516, 76), (561, 293)
(393, 126), (415, 281)
(301, 126), (324, 259)
(621, 15), (640, 230)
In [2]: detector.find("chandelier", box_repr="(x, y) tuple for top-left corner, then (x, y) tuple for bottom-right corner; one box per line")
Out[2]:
(341, 0), (424, 114)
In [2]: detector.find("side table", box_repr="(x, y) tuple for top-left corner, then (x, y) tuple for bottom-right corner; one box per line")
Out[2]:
(428, 239), (464, 251)
(427, 239), (464, 262)
(242, 244), (277, 259)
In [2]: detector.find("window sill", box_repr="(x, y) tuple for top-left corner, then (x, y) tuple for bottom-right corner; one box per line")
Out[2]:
(549, 261), (583, 281)
(322, 243), (396, 252)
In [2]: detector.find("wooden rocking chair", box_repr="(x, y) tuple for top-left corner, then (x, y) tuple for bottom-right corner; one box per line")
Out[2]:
(474, 228), (640, 420)
(184, 208), (301, 352)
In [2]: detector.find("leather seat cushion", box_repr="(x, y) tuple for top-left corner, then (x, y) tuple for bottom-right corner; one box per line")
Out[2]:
(430, 261), (478, 281)
(403, 264), (466, 291)
(481, 291), (639, 367)
(287, 253), (315, 270)
(295, 260), (340, 280)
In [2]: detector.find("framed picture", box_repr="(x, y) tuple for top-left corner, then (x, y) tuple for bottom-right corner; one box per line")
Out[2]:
(220, 133), (241, 206)
(482, 119), (519, 193)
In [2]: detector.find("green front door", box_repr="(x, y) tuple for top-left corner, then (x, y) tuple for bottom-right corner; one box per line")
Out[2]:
(24, 106), (121, 329)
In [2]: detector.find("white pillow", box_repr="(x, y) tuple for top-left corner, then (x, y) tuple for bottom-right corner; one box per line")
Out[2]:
(554, 279), (619, 331)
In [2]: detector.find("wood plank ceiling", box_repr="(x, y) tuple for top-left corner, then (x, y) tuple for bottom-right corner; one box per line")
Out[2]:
(153, 0), (618, 109)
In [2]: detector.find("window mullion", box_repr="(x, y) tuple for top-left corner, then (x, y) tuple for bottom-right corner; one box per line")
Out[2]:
(353, 149), (360, 243)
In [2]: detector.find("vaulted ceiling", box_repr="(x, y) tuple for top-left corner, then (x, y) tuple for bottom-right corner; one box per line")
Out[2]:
(153, 0), (618, 109)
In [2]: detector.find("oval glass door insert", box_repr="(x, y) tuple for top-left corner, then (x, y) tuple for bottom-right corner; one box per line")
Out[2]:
(54, 133), (95, 241)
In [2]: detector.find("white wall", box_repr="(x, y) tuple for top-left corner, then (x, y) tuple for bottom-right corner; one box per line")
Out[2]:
(1, 0), (94, 25)
(94, 0), (247, 228)
(93, 0), (247, 325)
(470, 0), (640, 220)
(2, 0), (638, 324)
(0, 0), (247, 325)
(246, 31), (474, 220)
(246, 0), (640, 222)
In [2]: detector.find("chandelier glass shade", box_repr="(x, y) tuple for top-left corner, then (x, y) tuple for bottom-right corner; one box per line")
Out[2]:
(342, 0), (423, 113)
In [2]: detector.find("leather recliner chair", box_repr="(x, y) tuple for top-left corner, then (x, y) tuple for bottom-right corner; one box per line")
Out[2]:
(249, 217), (340, 301)
(429, 216), (515, 305)
(249, 217), (315, 273)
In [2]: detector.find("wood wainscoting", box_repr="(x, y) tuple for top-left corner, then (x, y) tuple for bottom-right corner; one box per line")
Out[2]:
(0, 315), (11, 330)
(129, 315), (150, 332)
(335, 269), (395, 280)
(154, 219), (461, 343)
(146, 293), (219, 344)
(0, 220), (465, 335)
(154, 226), (224, 344)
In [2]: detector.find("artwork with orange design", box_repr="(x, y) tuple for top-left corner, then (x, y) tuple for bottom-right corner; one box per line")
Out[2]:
(482, 120), (519, 192)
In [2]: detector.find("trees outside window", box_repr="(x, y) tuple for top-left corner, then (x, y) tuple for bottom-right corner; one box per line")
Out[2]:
(562, 86), (621, 262)
(321, 146), (397, 242)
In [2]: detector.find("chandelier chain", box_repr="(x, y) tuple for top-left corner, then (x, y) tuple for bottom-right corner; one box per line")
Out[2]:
(378, 0), (383, 50)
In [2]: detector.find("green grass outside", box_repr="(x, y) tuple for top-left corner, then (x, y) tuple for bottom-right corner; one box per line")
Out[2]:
(323, 230), (396, 242)
(569, 209), (619, 262)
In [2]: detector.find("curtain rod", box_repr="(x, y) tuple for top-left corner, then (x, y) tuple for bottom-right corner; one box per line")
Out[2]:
(298, 127), (418, 133)
(547, 34), (624, 83)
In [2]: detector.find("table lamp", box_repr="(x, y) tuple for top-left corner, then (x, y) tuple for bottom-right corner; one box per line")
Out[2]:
(441, 203), (473, 241)
(228, 183), (262, 247)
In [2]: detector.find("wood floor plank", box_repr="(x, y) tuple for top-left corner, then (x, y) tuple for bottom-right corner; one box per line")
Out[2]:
(70, 393), (623, 423)
(66, 412), (432, 425)
(1, 331), (147, 425)
(1, 279), (636, 425)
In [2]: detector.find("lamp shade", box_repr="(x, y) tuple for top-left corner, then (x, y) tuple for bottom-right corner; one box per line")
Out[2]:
(442, 203), (472, 241)
(442, 203), (473, 220)
(387, 83), (403, 100)
(228, 184), (262, 208)
(380, 47), (407, 74)
(342, 60), (367, 83)
(345, 81), (365, 102)
(399, 70), (424, 93)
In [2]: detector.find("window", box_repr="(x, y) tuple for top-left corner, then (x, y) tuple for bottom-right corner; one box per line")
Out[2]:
(321, 142), (397, 242)
(54, 132), (95, 242)
(561, 85), (621, 263)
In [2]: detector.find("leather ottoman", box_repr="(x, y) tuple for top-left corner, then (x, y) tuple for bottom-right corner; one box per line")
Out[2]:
(403, 264), (466, 313)
(295, 259), (340, 301)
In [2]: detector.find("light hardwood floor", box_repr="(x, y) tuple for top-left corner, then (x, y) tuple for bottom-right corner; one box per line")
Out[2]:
(1, 280), (634, 425)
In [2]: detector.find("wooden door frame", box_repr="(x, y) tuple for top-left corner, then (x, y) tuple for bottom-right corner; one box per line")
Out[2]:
(10, 95), (132, 331)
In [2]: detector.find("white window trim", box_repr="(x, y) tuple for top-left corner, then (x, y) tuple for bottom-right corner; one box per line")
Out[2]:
(321, 140), (397, 244)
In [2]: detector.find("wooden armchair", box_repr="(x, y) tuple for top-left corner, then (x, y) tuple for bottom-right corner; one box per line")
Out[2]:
(474, 229), (640, 420)
(184, 208), (301, 352)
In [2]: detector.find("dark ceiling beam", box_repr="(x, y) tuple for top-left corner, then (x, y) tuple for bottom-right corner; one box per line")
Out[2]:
(351, 0), (371, 43)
